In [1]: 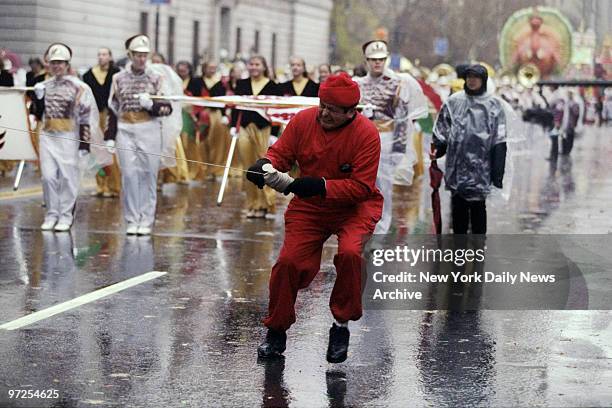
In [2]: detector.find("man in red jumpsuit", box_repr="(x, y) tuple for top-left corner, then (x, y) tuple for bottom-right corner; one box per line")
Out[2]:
(246, 73), (383, 363)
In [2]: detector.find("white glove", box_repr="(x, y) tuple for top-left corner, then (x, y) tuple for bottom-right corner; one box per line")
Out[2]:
(262, 163), (294, 193)
(221, 115), (230, 126)
(361, 103), (375, 119)
(105, 140), (116, 154)
(78, 149), (89, 158)
(229, 127), (238, 137)
(138, 93), (153, 110)
(489, 186), (503, 199)
(34, 82), (45, 99)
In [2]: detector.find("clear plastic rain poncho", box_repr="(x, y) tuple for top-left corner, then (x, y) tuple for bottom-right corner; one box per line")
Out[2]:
(496, 95), (524, 201)
(50, 76), (114, 173)
(432, 90), (511, 201)
(393, 72), (429, 185)
(114, 62), (182, 168)
(147, 63), (183, 168)
(355, 69), (429, 186)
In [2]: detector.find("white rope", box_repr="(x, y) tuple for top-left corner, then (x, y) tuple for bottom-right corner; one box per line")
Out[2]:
(262, 163), (294, 192)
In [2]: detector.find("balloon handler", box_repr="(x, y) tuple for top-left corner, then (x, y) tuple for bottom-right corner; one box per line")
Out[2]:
(245, 73), (383, 363)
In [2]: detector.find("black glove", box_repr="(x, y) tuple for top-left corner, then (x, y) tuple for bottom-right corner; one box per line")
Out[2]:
(246, 158), (271, 189)
(284, 177), (326, 198)
(79, 124), (91, 152)
(104, 110), (118, 141)
(432, 141), (447, 158)
(151, 101), (173, 117)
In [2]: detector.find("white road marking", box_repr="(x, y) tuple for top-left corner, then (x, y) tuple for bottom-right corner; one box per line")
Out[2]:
(0, 271), (167, 331)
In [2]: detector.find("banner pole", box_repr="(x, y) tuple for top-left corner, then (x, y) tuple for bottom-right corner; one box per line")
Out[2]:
(13, 160), (25, 191)
(217, 112), (242, 206)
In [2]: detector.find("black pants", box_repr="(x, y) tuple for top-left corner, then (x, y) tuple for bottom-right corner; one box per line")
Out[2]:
(549, 135), (559, 160)
(561, 128), (575, 155)
(451, 195), (487, 234)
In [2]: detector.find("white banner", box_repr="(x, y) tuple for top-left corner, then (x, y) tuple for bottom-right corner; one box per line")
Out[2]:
(155, 94), (320, 125)
(0, 89), (37, 160)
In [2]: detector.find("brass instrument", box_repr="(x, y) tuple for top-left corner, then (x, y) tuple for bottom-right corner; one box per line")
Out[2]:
(432, 63), (455, 77)
(517, 64), (541, 88)
(497, 68), (516, 87)
(477, 61), (496, 78)
(398, 56), (414, 73)
(419, 66), (431, 78)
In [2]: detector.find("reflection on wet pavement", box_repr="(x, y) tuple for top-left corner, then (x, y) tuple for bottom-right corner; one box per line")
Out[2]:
(0, 126), (611, 407)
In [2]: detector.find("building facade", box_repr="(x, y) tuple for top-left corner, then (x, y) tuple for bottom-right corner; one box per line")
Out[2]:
(0, 0), (332, 72)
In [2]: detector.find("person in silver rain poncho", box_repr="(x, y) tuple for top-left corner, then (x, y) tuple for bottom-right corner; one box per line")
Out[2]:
(432, 64), (507, 234)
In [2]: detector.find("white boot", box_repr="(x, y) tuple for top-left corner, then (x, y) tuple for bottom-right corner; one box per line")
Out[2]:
(41, 219), (57, 231)
(54, 222), (71, 232)
(126, 224), (139, 235)
(137, 226), (152, 236)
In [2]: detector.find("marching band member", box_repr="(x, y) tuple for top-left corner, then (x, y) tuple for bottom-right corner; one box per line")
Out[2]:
(107, 34), (173, 235)
(280, 56), (319, 97)
(83, 47), (121, 198)
(355, 40), (428, 234)
(35, 43), (104, 231)
(318, 64), (332, 83)
(200, 61), (229, 180)
(231, 55), (281, 219)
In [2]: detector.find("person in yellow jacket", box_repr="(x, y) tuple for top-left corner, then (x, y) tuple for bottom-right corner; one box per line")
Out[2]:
(174, 60), (205, 182)
(83, 47), (122, 197)
(200, 61), (230, 181)
(230, 55), (281, 219)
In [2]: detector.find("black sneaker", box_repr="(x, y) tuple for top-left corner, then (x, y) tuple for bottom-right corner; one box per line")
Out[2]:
(257, 328), (287, 358)
(326, 323), (350, 363)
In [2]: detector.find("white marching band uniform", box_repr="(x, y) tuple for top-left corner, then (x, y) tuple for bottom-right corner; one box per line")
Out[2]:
(355, 40), (428, 234)
(36, 43), (110, 231)
(107, 35), (175, 235)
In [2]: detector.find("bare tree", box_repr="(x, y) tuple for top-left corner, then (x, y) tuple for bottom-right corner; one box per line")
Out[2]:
(331, 0), (550, 68)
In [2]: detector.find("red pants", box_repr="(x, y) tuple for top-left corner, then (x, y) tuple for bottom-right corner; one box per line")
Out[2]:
(263, 204), (378, 331)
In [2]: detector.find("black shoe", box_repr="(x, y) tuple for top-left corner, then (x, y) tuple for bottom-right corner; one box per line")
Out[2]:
(326, 323), (350, 363)
(257, 328), (287, 358)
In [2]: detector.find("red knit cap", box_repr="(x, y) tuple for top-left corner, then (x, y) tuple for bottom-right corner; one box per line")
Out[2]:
(318, 72), (360, 108)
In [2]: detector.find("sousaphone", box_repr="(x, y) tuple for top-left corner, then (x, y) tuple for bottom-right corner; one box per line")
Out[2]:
(517, 63), (541, 88)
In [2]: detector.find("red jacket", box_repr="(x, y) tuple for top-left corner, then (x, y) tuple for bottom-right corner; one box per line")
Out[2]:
(266, 107), (383, 217)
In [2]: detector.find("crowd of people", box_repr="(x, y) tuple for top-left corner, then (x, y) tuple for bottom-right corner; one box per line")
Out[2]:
(498, 79), (611, 160)
(1, 40), (357, 217)
(0, 34), (609, 363)
(1, 36), (609, 236)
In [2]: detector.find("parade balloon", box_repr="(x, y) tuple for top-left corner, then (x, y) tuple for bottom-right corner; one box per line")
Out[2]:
(499, 6), (573, 78)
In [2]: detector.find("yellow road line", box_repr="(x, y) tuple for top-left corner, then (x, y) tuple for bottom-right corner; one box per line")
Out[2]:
(0, 182), (96, 201)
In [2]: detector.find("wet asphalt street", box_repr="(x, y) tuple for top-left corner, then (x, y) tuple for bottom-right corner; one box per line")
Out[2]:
(0, 125), (611, 407)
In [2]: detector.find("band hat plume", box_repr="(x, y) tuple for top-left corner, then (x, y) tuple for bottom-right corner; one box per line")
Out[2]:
(362, 40), (389, 59)
(318, 72), (360, 108)
(125, 34), (151, 53)
(46, 43), (72, 62)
